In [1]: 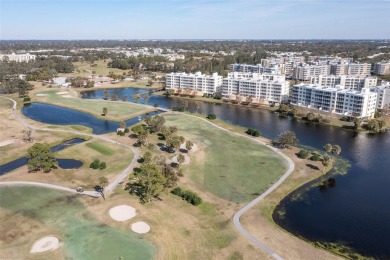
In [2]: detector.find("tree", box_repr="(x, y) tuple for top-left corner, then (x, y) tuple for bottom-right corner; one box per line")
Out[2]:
(27, 143), (57, 172)
(22, 128), (34, 142)
(137, 164), (167, 203)
(298, 149), (311, 159)
(111, 93), (119, 101)
(119, 121), (126, 129)
(138, 131), (149, 146)
(98, 176), (109, 189)
(177, 154), (185, 165)
(90, 159), (101, 169)
(274, 131), (298, 148)
(133, 94), (141, 103)
(145, 115), (165, 133)
(143, 94), (149, 104)
(306, 112), (316, 122)
(185, 140), (193, 151)
(102, 107), (108, 116)
(143, 151), (153, 164)
(353, 118), (362, 131)
(322, 155), (332, 173)
(103, 90), (109, 100)
(332, 145), (341, 155)
(323, 144), (333, 153)
(123, 95), (128, 102)
(148, 79), (154, 87)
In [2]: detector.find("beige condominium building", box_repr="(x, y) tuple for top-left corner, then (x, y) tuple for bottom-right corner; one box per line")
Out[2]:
(309, 75), (377, 90)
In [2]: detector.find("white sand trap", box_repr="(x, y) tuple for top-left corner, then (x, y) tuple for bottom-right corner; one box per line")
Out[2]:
(62, 95), (73, 98)
(30, 236), (60, 253)
(0, 139), (14, 147)
(56, 91), (68, 95)
(109, 205), (136, 221)
(131, 221), (150, 234)
(35, 93), (47, 96)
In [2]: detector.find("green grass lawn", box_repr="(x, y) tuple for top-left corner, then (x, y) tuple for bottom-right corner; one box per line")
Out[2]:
(35, 89), (155, 121)
(86, 142), (115, 156)
(163, 114), (288, 203)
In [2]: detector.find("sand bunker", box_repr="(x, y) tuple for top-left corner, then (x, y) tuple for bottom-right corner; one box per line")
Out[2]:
(131, 221), (150, 234)
(109, 205), (136, 221)
(62, 95), (73, 98)
(30, 236), (60, 253)
(56, 91), (68, 95)
(35, 93), (47, 97)
(0, 139), (14, 147)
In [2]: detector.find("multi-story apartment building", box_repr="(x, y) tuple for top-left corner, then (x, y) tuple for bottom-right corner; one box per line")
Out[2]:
(165, 72), (223, 95)
(0, 52), (36, 62)
(222, 73), (289, 103)
(330, 63), (371, 76)
(230, 64), (281, 74)
(293, 65), (331, 81)
(308, 56), (353, 64)
(291, 84), (377, 118)
(373, 62), (390, 76)
(370, 81), (390, 109)
(309, 75), (377, 90)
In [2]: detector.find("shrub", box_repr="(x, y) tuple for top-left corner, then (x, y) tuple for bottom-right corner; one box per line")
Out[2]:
(310, 153), (321, 161)
(207, 114), (216, 120)
(246, 128), (261, 137)
(23, 97), (31, 102)
(147, 143), (155, 151)
(90, 159), (100, 169)
(172, 107), (184, 112)
(298, 149), (311, 159)
(117, 130), (125, 136)
(124, 128), (129, 133)
(171, 187), (202, 206)
(99, 162), (106, 170)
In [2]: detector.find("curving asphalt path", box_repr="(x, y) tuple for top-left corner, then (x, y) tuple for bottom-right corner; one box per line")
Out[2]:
(179, 113), (295, 260)
(2, 96), (294, 259)
(0, 96), (140, 196)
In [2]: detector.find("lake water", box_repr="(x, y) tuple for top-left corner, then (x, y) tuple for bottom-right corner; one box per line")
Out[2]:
(0, 138), (85, 175)
(80, 87), (390, 258)
(21, 103), (162, 134)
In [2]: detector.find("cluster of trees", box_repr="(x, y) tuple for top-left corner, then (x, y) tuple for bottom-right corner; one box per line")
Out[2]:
(277, 104), (298, 117)
(108, 56), (168, 71)
(27, 143), (57, 172)
(68, 76), (94, 88)
(90, 159), (107, 170)
(245, 128), (261, 137)
(304, 112), (324, 123)
(171, 187), (202, 206)
(207, 114), (217, 120)
(298, 143), (341, 174)
(364, 118), (387, 133)
(0, 78), (34, 96)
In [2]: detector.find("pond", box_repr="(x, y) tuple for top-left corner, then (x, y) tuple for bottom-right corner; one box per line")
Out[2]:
(0, 138), (85, 175)
(21, 103), (162, 134)
(81, 87), (390, 258)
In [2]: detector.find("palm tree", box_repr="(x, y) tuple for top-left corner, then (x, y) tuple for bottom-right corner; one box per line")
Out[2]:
(103, 90), (109, 100)
(322, 155), (332, 174)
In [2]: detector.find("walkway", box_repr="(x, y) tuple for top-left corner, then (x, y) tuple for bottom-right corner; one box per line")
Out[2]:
(180, 113), (295, 260)
(0, 96), (140, 196)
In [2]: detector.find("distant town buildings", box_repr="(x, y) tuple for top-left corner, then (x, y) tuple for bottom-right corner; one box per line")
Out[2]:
(291, 84), (377, 118)
(309, 75), (377, 91)
(330, 63), (371, 76)
(373, 62), (390, 76)
(165, 72), (223, 95)
(0, 52), (36, 62)
(293, 65), (331, 81)
(370, 81), (390, 109)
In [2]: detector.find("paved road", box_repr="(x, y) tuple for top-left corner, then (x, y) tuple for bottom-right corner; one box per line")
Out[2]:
(0, 96), (140, 195)
(181, 113), (295, 260)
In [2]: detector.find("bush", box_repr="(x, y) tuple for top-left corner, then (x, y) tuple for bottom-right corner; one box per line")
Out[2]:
(117, 130), (125, 136)
(246, 128), (261, 137)
(171, 187), (202, 206)
(172, 107), (184, 112)
(298, 149), (311, 159)
(147, 143), (155, 151)
(99, 162), (106, 170)
(207, 114), (216, 120)
(90, 159), (100, 169)
(23, 97), (31, 102)
(310, 153), (321, 161)
(124, 128), (129, 133)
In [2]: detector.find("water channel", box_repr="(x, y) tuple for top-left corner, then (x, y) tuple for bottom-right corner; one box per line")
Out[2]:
(79, 87), (390, 258)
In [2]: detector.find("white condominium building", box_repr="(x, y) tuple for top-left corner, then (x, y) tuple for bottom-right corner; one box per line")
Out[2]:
(165, 72), (223, 95)
(293, 65), (331, 81)
(373, 62), (390, 76)
(222, 73), (289, 103)
(309, 75), (377, 91)
(330, 63), (371, 76)
(291, 84), (377, 118)
(0, 52), (36, 62)
(230, 64), (281, 74)
(370, 81), (390, 109)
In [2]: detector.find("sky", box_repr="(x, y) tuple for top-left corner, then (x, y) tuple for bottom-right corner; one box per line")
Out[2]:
(0, 0), (389, 40)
